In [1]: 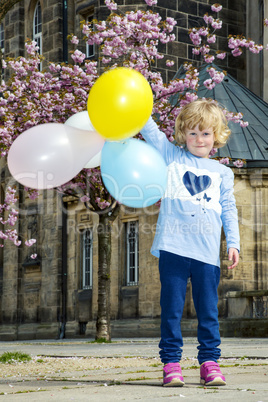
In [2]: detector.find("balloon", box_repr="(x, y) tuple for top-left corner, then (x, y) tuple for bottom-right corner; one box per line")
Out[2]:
(100, 139), (167, 208)
(7, 123), (105, 189)
(87, 67), (153, 141)
(84, 152), (102, 169)
(65, 111), (102, 168)
(65, 110), (95, 131)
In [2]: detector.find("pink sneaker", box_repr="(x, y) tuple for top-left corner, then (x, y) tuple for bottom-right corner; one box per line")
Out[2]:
(163, 362), (184, 387)
(200, 361), (226, 386)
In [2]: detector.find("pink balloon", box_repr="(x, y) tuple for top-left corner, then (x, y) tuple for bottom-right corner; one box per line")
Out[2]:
(7, 123), (105, 189)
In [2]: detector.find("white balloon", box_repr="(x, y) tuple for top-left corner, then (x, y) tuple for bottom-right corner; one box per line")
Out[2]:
(65, 111), (94, 131)
(65, 111), (102, 168)
(7, 123), (105, 189)
(84, 152), (102, 169)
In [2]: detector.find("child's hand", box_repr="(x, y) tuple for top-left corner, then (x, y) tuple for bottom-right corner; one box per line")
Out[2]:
(228, 248), (239, 269)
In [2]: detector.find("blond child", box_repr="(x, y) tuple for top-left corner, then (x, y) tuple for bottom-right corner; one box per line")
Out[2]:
(140, 99), (239, 387)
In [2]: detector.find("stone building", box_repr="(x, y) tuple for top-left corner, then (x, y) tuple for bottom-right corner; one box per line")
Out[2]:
(0, 0), (267, 340)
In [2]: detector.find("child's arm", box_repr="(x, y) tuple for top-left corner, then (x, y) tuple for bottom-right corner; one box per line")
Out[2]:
(220, 168), (240, 265)
(140, 117), (177, 164)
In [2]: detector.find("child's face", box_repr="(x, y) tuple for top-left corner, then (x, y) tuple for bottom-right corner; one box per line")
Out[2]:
(185, 125), (215, 158)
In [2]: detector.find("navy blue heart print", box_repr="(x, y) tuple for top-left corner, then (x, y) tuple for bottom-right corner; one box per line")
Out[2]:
(183, 171), (212, 196)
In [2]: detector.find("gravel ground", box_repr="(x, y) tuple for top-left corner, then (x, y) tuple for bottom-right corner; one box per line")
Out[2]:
(0, 339), (267, 401)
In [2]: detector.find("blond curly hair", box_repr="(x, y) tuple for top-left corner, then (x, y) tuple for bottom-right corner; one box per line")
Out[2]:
(175, 99), (231, 148)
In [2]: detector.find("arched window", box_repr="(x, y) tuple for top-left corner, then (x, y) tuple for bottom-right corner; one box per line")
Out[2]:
(80, 229), (93, 289)
(0, 23), (4, 53)
(33, 1), (42, 55)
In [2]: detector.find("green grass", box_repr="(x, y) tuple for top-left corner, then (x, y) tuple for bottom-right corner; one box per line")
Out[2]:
(14, 389), (47, 394)
(150, 363), (162, 367)
(0, 351), (31, 364)
(89, 338), (112, 344)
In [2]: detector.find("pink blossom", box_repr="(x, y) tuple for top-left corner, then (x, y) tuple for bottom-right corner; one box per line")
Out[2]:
(31, 254), (38, 259)
(250, 44), (263, 54)
(105, 0), (117, 11)
(25, 40), (40, 55)
(192, 48), (200, 55)
(200, 45), (210, 55)
(80, 195), (90, 202)
(144, 0), (157, 5)
(211, 4), (222, 13)
(209, 148), (218, 157)
(216, 52), (226, 60)
(211, 19), (222, 30)
(180, 92), (198, 106)
(166, 60), (175, 67)
(199, 28), (209, 37)
(189, 29), (202, 46)
(102, 57), (112, 64)
(203, 14), (214, 25)
(25, 239), (37, 247)
(228, 35), (264, 57)
(71, 35), (79, 45)
(204, 79), (215, 90)
(219, 157), (230, 165)
(207, 34), (216, 44)
(233, 159), (244, 168)
(207, 67), (225, 84)
(204, 54), (215, 63)
(231, 48), (243, 57)
(264, 18), (268, 27)
(71, 50), (86, 64)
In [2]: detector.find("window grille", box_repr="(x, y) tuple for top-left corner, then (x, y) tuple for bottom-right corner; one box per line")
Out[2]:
(80, 229), (93, 289)
(126, 221), (139, 286)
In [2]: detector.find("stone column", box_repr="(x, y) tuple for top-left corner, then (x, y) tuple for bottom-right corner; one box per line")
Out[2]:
(249, 168), (268, 290)
(38, 190), (62, 337)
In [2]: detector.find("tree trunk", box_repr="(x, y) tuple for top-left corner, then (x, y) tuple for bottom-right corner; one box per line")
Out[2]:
(96, 213), (112, 341)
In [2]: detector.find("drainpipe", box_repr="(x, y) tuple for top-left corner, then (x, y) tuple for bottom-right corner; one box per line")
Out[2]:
(62, 0), (68, 63)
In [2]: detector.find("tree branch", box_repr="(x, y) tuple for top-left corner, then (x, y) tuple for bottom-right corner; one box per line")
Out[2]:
(0, 0), (23, 22)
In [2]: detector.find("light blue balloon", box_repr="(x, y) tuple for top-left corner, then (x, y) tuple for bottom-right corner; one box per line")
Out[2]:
(101, 139), (167, 208)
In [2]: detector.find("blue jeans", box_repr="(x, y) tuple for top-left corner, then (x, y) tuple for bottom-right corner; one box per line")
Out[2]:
(159, 251), (221, 365)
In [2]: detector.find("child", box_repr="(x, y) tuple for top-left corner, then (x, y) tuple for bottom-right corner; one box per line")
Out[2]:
(140, 99), (240, 387)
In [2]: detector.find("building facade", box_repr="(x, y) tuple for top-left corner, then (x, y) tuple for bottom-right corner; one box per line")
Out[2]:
(0, 0), (267, 340)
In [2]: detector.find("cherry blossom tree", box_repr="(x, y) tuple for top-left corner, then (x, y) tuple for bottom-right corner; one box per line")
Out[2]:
(0, 0), (267, 339)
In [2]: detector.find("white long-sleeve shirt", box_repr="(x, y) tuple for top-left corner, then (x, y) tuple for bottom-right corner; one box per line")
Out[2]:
(140, 117), (240, 268)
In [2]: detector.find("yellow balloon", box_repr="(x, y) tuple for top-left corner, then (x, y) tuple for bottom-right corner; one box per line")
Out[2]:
(87, 68), (153, 141)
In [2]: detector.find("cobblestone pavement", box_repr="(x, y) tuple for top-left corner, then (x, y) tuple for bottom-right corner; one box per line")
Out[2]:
(0, 338), (267, 401)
